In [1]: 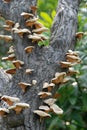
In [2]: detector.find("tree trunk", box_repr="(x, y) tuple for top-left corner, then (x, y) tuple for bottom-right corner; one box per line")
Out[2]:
(0, 0), (81, 130)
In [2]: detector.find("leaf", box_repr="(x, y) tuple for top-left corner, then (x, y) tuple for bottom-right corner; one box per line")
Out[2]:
(51, 10), (56, 19)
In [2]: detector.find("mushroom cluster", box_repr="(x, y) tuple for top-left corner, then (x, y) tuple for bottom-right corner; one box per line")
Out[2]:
(0, 95), (30, 116)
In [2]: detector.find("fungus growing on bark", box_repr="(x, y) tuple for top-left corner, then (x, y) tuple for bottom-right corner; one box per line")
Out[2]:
(61, 77), (70, 84)
(32, 80), (37, 85)
(66, 50), (79, 56)
(51, 72), (66, 84)
(60, 61), (72, 68)
(38, 92), (52, 98)
(39, 105), (50, 113)
(43, 82), (55, 92)
(34, 21), (44, 29)
(6, 20), (15, 27)
(12, 60), (24, 69)
(76, 32), (84, 39)
(0, 35), (13, 42)
(2, 54), (15, 61)
(66, 55), (81, 63)
(7, 46), (14, 54)
(14, 29), (31, 38)
(25, 17), (38, 27)
(31, 6), (38, 14)
(0, 108), (9, 116)
(24, 46), (34, 53)
(5, 68), (16, 75)
(67, 67), (79, 76)
(28, 34), (43, 42)
(18, 82), (32, 92)
(44, 98), (56, 106)
(50, 104), (63, 115)
(21, 12), (34, 19)
(3, 25), (11, 32)
(32, 27), (49, 34)
(1, 95), (20, 106)
(9, 103), (30, 114)
(25, 69), (34, 74)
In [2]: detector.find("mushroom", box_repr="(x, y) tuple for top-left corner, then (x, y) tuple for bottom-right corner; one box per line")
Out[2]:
(12, 23), (20, 32)
(34, 21), (44, 29)
(51, 72), (66, 84)
(9, 103), (30, 114)
(34, 33), (48, 40)
(60, 61), (72, 68)
(21, 12), (34, 19)
(24, 46), (34, 53)
(66, 55), (81, 63)
(12, 60), (24, 69)
(32, 80), (37, 85)
(5, 68), (16, 75)
(44, 98), (56, 106)
(38, 92), (52, 98)
(66, 50), (79, 56)
(61, 77), (70, 84)
(50, 104), (63, 115)
(18, 82), (32, 92)
(32, 27), (49, 34)
(2, 54), (15, 61)
(25, 17), (38, 27)
(76, 32), (84, 39)
(28, 34), (43, 42)
(39, 105), (50, 113)
(67, 67), (79, 76)
(0, 35), (13, 42)
(25, 69), (34, 74)
(31, 6), (38, 14)
(7, 46), (14, 54)
(3, 25), (11, 32)
(43, 82), (55, 92)
(14, 28), (31, 38)
(2, 0), (11, 3)
(6, 20), (15, 27)
(1, 95), (20, 106)
(0, 108), (9, 116)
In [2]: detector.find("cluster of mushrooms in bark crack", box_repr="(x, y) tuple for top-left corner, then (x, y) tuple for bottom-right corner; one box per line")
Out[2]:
(0, 0), (82, 122)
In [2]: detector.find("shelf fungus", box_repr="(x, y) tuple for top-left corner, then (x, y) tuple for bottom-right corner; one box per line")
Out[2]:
(43, 98), (56, 106)
(9, 103), (30, 114)
(1, 95), (20, 106)
(24, 46), (34, 53)
(38, 92), (52, 98)
(43, 82), (55, 92)
(76, 32), (84, 39)
(25, 69), (34, 74)
(12, 23), (20, 32)
(3, 25), (11, 32)
(66, 50), (79, 57)
(51, 72), (66, 84)
(6, 20), (15, 27)
(34, 21), (44, 29)
(12, 60), (24, 69)
(50, 104), (63, 115)
(61, 77), (70, 84)
(0, 35), (13, 42)
(39, 105), (50, 113)
(66, 55), (81, 63)
(7, 46), (14, 54)
(60, 61), (72, 68)
(67, 67), (79, 76)
(28, 34), (43, 42)
(31, 6), (38, 14)
(32, 27), (49, 34)
(21, 12), (34, 19)
(2, 54), (15, 61)
(25, 17), (38, 27)
(0, 108), (9, 116)
(18, 82), (32, 92)
(33, 110), (51, 121)
(5, 68), (16, 75)
(14, 28), (31, 38)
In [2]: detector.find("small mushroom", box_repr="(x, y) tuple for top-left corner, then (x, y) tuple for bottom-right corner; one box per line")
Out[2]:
(0, 108), (9, 116)
(76, 32), (84, 39)
(6, 20), (15, 27)
(31, 6), (38, 14)
(7, 46), (14, 54)
(25, 69), (34, 74)
(3, 25), (11, 32)
(44, 98), (56, 106)
(12, 60), (24, 69)
(50, 104), (63, 115)
(32, 80), (37, 85)
(25, 17), (38, 27)
(51, 72), (66, 84)
(32, 27), (49, 34)
(21, 12), (34, 19)
(12, 23), (20, 32)
(24, 46), (34, 53)
(67, 67), (79, 76)
(1, 95), (20, 106)
(43, 82), (55, 92)
(34, 21), (44, 29)
(9, 103), (30, 114)
(28, 34), (43, 42)
(14, 28), (31, 38)
(2, 54), (15, 61)
(5, 68), (16, 75)
(61, 77), (70, 84)
(66, 55), (81, 63)
(18, 82), (32, 92)
(38, 92), (52, 98)
(60, 61), (72, 68)
(66, 50), (79, 57)
(0, 35), (13, 42)
(39, 105), (50, 113)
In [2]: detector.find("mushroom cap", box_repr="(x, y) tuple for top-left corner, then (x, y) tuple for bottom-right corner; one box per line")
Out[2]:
(66, 50), (79, 56)
(6, 20), (15, 27)
(33, 110), (51, 117)
(21, 12), (34, 19)
(60, 61), (72, 68)
(0, 35), (13, 42)
(5, 68), (16, 74)
(28, 34), (43, 42)
(44, 98), (56, 106)
(1, 95), (20, 106)
(25, 69), (34, 74)
(51, 72), (66, 84)
(14, 28), (31, 37)
(67, 67), (79, 76)
(43, 82), (55, 91)
(7, 46), (14, 54)
(61, 77), (70, 84)
(25, 17), (38, 27)
(0, 108), (9, 116)
(32, 80), (37, 85)
(18, 82), (31, 92)
(12, 60), (24, 69)
(32, 27), (49, 34)
(38, 92), (52, 98)
(50, 104), (63, 115)
(39, 105), (50, 112)
(9, 103), (30, 114)
(3, 25), (11, 32)
(8, 53), (15, 61)
(31, 6), (38, 14)
(76, 32), (84, 39)
(34, 21), (44, 29)
(24, 46), (34, 53)
(66, 55), (81, 63)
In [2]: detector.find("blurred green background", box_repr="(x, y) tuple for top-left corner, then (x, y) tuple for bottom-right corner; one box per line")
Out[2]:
(0, 0), (87, 129)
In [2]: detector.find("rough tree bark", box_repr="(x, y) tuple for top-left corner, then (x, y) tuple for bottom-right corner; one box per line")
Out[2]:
(0, 0), (81, 130)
